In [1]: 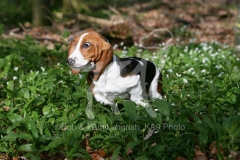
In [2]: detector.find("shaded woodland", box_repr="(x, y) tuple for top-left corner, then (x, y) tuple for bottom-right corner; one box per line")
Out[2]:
(0, 0), (237, 48)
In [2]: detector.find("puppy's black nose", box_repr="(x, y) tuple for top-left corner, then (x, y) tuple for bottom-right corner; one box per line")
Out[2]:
(68, 58), (75, 65)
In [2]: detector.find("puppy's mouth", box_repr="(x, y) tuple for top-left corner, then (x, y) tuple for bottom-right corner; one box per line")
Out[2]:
(70, 61), (93, 71)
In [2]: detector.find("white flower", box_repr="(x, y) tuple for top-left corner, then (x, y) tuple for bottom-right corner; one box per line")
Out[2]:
(14, 67), (18, 71)
(202, 57), (209, 63)
(161, 60), (166, 64)
(188, 68), (194, 73)
(113, 44), (118, 50)
(123, 46), (127, 50)
(184, 48), (188, 52)
(176, 73), (181, 77)
(218, 72), (224, 77)
(138, 49), (143, 53)
(210, 52), (219, 58)
(152, 56), (157, 60)
(57, 63), (61, 66)
(215, 65), (221, 69)
(201, 69), (206, 73)
(203, 46), (208, 51)
(41, 67), (45, 72)
(120, 42), (124, 46)
(168, 69), (173, 73)
(13, 76), (17, 80)
(183, 78), (188, 84)
(79, 74), (83, 79)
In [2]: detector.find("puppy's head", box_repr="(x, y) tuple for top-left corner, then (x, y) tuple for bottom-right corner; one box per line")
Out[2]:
(68, 30), (113, 76)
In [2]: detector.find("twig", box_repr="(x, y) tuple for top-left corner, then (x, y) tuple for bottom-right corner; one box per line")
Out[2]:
(139, 28), (174, 49)
(18, 22), (28, 32)
(35, 37), (64, 44)
(9, 27), (20, 33)
(108, 6), (122, 16)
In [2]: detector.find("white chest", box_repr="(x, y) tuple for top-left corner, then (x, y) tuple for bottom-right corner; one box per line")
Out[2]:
(92, 62), (140, 100)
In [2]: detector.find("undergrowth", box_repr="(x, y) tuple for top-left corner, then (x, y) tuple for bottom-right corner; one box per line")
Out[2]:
(0, 38), (239, 160)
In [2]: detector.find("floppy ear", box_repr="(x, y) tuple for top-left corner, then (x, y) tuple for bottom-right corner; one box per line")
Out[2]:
(91, 39), (113, 81)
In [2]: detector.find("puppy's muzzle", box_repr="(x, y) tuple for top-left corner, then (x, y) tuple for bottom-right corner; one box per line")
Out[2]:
(68, 58), (75, 65)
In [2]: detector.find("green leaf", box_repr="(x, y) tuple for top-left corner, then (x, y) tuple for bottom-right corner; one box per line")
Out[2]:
(126, 140), (142, 150)
(208, 81), (216, 97)
(38, 119), (45, 135)
(43, 105), (51, 115)
(35, 97), (45, 106)
(4, 133), (33, 141)
(135, 155), (148, 160)
(24, 89), (29, 99)
(98, 114), (106, 124)
(86, 107), (95, 120)
(146, 108), (157, 118)
(126, 130), (138, 141)
(90, 134), (105, 141)
(123, 100), (139, 120)
(19, 144), (35, 152)
(194, 66), (200, 77)
(151, 144), (165, 153)
(25, 114), (38, 138)
(153, 114), (162, 124)
(153, 99), (170, 117)
(111, 146), (121, 160)
(44, 137), (63, 150)
(7, 81), (14, 91)
(8, 113), (24, 123)
(199, 132), (208, 146)
(202, 115), (213, 129)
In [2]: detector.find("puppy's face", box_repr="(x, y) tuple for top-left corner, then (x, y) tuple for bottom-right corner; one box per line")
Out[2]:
(68, 30), (112, 74)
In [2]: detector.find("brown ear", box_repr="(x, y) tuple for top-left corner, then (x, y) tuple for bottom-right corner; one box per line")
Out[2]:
(91, 41), (113, 81)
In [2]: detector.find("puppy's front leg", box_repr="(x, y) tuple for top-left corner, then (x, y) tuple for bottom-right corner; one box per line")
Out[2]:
(93, 93), (119, 113)
(129, 85), (148, 107)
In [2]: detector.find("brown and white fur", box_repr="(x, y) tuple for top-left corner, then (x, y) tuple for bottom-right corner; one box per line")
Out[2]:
(68, 30), (162, 112)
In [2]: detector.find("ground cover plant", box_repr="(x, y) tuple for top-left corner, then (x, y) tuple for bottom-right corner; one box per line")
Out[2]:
(0, 37), (240, 160)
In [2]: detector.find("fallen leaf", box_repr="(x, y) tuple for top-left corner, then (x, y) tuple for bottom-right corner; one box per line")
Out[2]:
(126, 148), (133, 155)
(193, 145), (207, 160)
(98, 149), (106, 157)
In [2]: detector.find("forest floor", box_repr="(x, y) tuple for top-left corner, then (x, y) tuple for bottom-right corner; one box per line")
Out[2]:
(1, 0), (237, 49)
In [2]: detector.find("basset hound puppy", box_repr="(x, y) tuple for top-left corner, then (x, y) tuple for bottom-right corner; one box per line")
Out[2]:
(68, 30), (163, 112)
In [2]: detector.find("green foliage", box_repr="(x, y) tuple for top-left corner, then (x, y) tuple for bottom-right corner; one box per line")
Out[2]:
(0, 38), (239, 159)
(0, 0), (31, 25)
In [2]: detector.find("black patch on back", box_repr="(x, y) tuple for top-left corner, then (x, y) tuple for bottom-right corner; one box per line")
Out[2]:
(116, 56), (156, 98)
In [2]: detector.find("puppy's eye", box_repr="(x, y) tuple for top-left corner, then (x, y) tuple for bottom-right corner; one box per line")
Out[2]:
(83, 42), (91, 48)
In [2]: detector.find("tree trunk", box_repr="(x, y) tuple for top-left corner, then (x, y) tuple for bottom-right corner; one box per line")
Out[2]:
(234, 0), (240, 57)
(32, 0), (51, 26)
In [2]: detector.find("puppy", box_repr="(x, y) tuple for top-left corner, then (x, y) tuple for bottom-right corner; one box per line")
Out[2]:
(68, 30), (163, 112)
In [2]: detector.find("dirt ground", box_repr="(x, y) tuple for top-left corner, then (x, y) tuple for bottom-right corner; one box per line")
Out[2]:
(1, 0), (237, 49)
